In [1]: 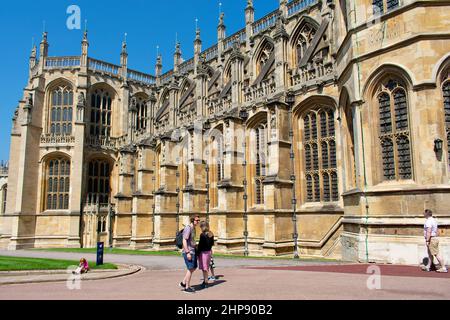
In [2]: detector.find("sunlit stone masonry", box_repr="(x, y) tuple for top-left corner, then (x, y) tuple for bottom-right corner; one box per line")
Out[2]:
(1, 0), (450, 264)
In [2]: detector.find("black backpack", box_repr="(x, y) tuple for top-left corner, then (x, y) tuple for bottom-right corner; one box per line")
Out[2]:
(176, 226), (189, 249)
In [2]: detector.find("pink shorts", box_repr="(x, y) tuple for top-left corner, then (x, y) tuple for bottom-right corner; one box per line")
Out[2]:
(198, 251), (212, 271)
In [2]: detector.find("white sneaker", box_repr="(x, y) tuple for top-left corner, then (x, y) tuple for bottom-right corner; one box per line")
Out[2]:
(436, 267), (448, 273)
(208, 276), (216, 281)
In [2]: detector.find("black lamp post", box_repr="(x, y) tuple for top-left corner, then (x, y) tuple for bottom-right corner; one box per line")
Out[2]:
(176, 171), (180, 236)
(434, 138), (444, 153)
(108, 205), (116, 249)
(286, 91), (299, 259)
(205, 164), (210, 223)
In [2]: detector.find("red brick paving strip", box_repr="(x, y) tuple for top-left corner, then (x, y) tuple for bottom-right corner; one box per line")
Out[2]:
(246, 264), (450, 279)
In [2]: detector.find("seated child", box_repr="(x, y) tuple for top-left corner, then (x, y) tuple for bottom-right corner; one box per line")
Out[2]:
(73, 258), (90, 275)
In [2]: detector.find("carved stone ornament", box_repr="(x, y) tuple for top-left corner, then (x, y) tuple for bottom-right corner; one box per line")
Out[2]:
(25, 92), (33, 109)
(77, 92), (86, 107)
(129, 96), (137, 112)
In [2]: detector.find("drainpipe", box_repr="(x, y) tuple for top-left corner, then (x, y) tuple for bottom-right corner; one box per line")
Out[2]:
(350, 0), (370, 263)
(205, 164), (210, 223)
(176, 170), (180, 237)
(287, 93), (299, 259)
(243, 127), (249, 256)
(151, 175), (156, 248)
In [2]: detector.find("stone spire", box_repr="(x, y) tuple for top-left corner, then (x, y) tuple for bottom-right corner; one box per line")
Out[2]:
(155, 54), (162, 77)
(218, 12), (226, 41)
(29, 45), (37, 70)
(81, 30), (89, 67)
(194, 27), (202, 55)
(218, 12), (226, 58)
(245, 0), (254, 48)
(245, 0), (254, 25)
(279, 0), (288, 18)
(120, 34), (128, 80)
(39, 32), (49, 59)
(174, 41), (182, 73)
(120, 34), (128, 66)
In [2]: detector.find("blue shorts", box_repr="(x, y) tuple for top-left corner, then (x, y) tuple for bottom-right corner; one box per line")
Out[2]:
(182, 252), (198, 270)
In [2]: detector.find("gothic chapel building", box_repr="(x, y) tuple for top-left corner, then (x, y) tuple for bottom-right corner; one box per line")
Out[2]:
(1, 0), (449, 264)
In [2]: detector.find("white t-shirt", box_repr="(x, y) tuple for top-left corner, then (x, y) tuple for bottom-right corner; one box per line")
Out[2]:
(424, 217), (438, 239)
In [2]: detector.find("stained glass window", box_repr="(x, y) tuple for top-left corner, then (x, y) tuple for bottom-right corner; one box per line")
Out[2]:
(135, 97), (149, 131)
(303, 108), (338, 202)
(90, 89), (112, 137)
(378, 79), (412, 181)
(50, 87), (73, 135)
(255, 123), (267, 205)
(373, 0), (399, 15)
(46, 158), (70, 210)
(87, 160), (111, 205)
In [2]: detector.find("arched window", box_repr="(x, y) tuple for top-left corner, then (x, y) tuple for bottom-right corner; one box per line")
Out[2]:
(442, 78), (450, 167)
(377, 79), (412, 181)
(50, 86), (73, 135)
(256, 42), (274, 77)
(373, 0), (399, 15)
(208, 127), (224, 209)
(303, 108), (338, 202)
(294, 24), (316, 65)
(45, 158), (70, 210)
(215, 136), (225, 206)
(90, 89), (112, 137)
(135, 97), (149, 131)
(97, 216), (107, 233)
(254, 122), (268, 205)
(87, 160), (111, 205)
(216, 136), (224, 183)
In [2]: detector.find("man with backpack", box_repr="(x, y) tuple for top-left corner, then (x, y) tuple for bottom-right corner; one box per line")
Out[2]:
(179, 215), (200, 293)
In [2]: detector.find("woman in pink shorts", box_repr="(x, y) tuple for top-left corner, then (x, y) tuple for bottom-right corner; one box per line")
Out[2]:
(197, 221), (214, 289)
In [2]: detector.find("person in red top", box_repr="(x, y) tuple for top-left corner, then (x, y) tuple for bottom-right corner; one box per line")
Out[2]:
(73, 258), (89, 275)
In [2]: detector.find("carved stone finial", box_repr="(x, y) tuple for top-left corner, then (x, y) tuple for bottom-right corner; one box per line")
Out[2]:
(12, 106), (19, 121)
(41, 31), (48, 43)
(77, 92), (86, 107)
(25, 92), (33, 109)
(31, 45), (37, 58)
(129, 96), (137, 111)
(274, 11), (288, 40)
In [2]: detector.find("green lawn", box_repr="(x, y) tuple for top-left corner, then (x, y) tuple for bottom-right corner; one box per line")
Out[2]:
(36, 247), (180, 257)
(35, 247), (338, 262)
(0, 256), (117, 271)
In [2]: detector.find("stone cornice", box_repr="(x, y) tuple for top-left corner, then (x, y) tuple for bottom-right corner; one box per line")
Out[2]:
(335, 0), (450, 61)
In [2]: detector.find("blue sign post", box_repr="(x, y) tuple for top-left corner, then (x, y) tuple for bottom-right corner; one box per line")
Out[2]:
(97, 242), (104, 266)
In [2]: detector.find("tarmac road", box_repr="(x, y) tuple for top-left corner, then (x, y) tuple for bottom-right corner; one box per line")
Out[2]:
(0, 250), (449, 300)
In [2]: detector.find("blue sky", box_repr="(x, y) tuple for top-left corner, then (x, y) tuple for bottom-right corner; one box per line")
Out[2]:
(0, 0), (279, 162)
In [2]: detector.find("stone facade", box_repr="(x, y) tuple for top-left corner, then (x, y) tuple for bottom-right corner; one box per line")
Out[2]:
(1, 0), (449, 264)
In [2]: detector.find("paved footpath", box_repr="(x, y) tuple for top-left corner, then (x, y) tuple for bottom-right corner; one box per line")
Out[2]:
(0, 250), (327, 270)
(0, 250), (449, 300)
